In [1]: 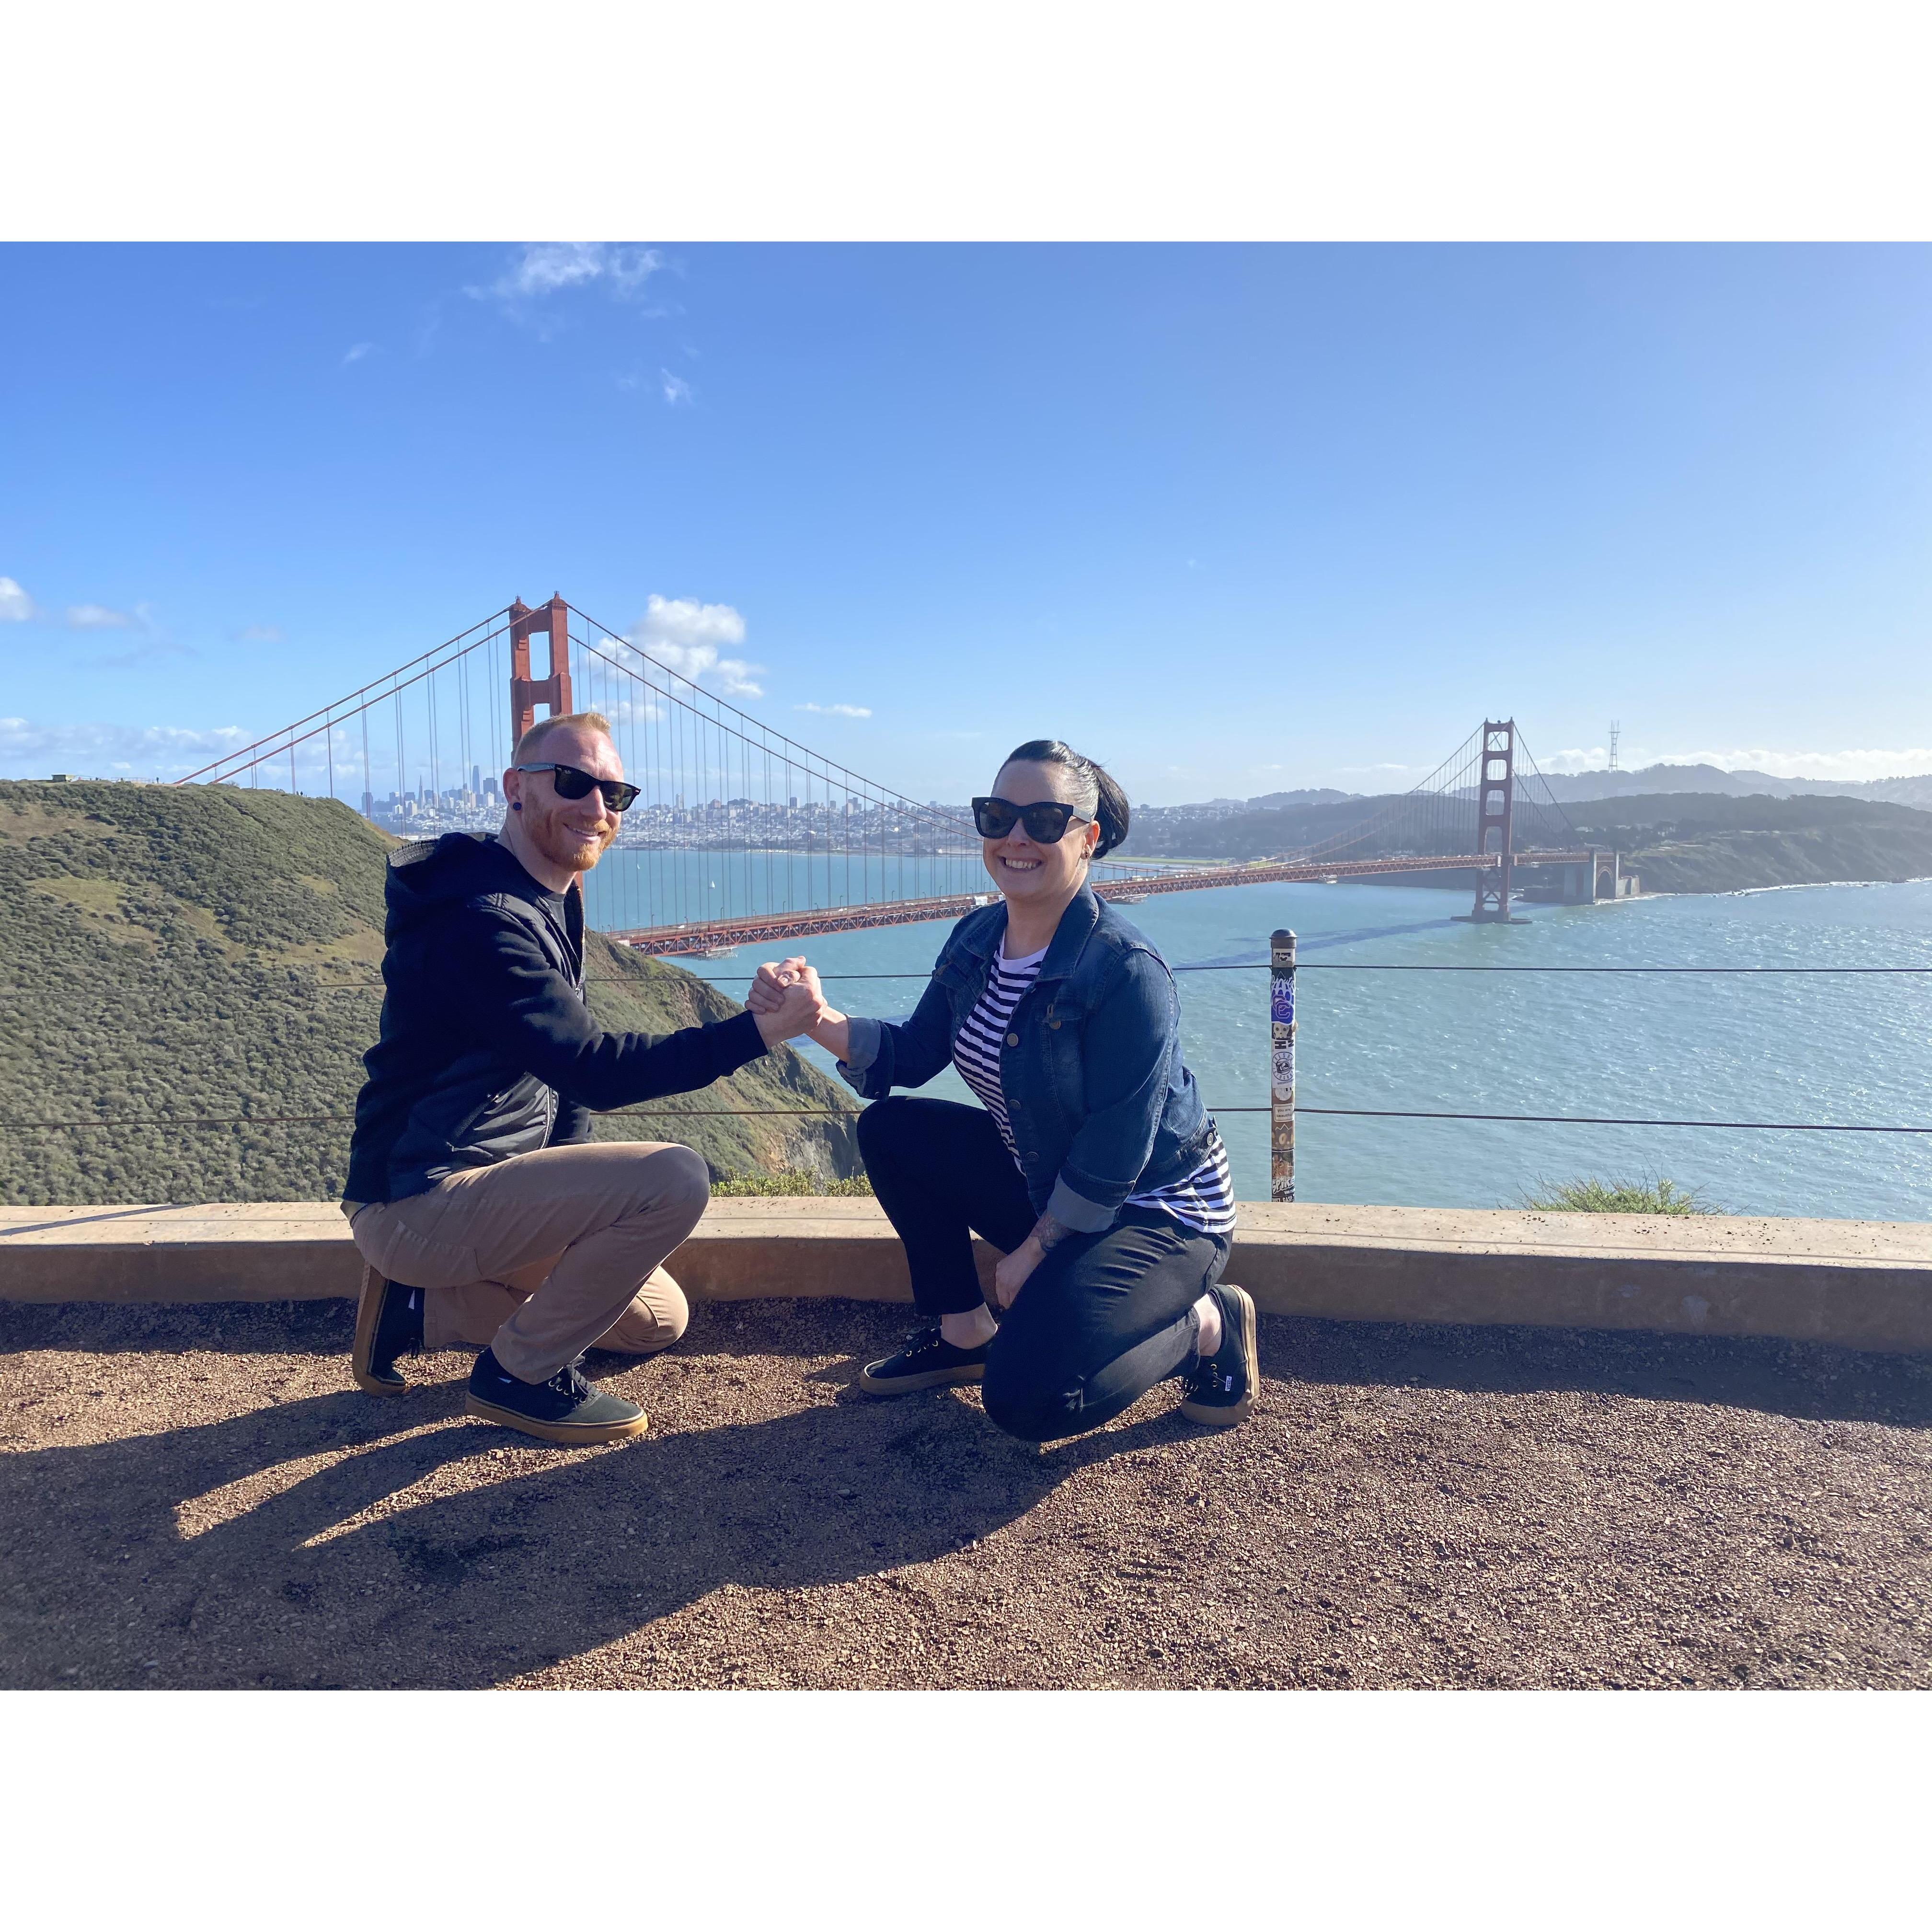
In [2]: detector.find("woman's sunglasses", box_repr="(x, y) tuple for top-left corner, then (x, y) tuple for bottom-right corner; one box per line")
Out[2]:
(515, 763), (641, 812)
(971, 795), (1090, 844)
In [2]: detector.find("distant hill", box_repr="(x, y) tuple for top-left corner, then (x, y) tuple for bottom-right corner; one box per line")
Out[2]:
(1242, 788), (1359, 810)
(0, 781), (860, 1208)
(1537, 763), (1932, 809)
(1114, 784), (1932, 894)
(1562, 793), (1932, 893)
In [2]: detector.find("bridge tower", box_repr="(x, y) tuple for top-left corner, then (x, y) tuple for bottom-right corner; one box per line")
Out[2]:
(1466, 718), (1525, 924)
(508, 595), (574, 751)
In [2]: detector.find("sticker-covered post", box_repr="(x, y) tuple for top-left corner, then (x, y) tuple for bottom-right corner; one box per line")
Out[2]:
(1270, 928), (1296, 1202)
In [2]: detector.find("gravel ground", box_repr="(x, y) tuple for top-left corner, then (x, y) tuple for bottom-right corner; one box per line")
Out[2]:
(4, 1296), (1931, 1690)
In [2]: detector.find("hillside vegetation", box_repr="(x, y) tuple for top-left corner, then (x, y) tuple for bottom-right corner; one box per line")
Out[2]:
(0, 781), (860, 1208)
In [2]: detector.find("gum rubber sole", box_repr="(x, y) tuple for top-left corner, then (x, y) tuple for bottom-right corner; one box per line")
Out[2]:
(351, 1266), (405, 1397)
(464, 1393), (649, 1445)
(1178, 1282), (1257, 1427)
(858, 1360), (986, 1396)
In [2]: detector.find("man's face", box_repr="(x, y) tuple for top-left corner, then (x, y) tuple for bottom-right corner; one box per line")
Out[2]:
(504, 726), (623, 874)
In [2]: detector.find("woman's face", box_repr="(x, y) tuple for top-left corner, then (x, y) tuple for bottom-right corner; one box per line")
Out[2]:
(982, 759), (1100, 909)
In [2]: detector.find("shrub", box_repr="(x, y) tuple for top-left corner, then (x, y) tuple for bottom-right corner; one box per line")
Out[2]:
(712, 1172), (874, 1197)
(1514, 1174), (1719, 1216)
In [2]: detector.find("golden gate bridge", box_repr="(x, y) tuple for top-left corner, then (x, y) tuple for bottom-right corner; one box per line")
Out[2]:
(175, 596), (1607, 950)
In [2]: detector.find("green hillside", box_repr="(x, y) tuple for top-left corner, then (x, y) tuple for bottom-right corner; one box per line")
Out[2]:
(0, 781), (862, 1208)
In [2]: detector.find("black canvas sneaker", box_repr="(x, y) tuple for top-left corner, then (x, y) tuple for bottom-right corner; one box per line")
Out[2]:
(352, 1267), (425, 1396)
(1178, 1282), (1258, 1427)
(858, 1323), (990, 1395)
(465, 1347), (648, 1445)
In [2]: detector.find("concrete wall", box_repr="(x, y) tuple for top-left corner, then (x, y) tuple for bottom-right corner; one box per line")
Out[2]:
(4, 1198), (1931, 1355)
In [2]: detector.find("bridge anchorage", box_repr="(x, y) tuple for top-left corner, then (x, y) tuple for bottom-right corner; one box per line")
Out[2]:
(175, 597), (1619, 945)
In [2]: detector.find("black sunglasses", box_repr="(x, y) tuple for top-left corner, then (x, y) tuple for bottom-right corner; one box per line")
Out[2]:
(515, 763), (641, 812)
(971, 795), (1091, 844)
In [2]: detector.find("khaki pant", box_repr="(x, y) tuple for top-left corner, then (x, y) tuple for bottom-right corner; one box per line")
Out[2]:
(345, 1141), (710, 1384)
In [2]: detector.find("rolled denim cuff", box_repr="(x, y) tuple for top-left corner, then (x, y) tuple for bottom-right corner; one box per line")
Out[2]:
(1046, 1174), (1115, 1234)
(838, 1014), (883, 1078)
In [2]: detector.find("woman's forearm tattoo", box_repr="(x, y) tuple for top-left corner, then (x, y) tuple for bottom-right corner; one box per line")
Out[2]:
(1030, 1212), (1072, 1253)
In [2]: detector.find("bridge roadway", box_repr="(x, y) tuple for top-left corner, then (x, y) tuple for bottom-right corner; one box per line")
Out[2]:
(609, 849), (1596, 955)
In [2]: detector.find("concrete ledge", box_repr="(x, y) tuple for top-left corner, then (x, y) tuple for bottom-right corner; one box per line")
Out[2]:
(3, 1199), (1931, 1354)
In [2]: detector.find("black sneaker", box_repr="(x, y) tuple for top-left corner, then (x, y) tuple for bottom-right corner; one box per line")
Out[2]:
(1178, 1282), (1258, 1427)
(352, 1267), (424, 1396)
(858, 1323), (989, 1395)
(465, 1347), (648, 1445)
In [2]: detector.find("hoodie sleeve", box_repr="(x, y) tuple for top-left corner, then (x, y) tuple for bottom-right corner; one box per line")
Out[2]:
(445, 901), (768, 1110)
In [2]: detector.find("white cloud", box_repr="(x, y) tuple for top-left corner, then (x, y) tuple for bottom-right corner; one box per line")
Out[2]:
(597, 693), (664, 727)
(660, 368), (693, 405)
(617, 595), (765, 697)
(1543, 744), (1932, 781)
(237, 625), (285, 644)
(0, 577), (35, 622)
(467, 244), (664, 323)
(66, 603), (135, 630)
(342, 342), (376, 365)
(0, 716), (252, 780)
(794, 702), (872, 719)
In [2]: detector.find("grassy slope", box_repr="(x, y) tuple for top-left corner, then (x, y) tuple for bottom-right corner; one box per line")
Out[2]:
(0, 782), (859, 1208)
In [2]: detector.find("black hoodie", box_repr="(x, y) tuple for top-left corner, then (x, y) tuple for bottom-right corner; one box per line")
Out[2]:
(343, 832), (767, 1204)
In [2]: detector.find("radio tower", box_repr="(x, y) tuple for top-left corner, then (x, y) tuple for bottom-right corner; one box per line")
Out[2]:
(1609, 720), (1621, 773)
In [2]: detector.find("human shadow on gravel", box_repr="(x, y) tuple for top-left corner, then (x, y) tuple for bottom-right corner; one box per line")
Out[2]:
(0, 1351), (1189, 1690)
(1266, 1314), (1932, 1429)
(0, 1299), (355, 1357)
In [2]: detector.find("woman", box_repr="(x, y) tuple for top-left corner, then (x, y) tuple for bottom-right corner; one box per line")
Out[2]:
(748, 738), (1256, 1444)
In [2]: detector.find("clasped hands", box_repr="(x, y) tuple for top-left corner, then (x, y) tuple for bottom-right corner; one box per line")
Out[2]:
(745, 953), (829, 1048)
(746, 954), (848, 1056)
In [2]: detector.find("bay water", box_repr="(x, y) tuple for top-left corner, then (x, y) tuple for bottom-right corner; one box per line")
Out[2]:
(586, 855), (1932, 1220)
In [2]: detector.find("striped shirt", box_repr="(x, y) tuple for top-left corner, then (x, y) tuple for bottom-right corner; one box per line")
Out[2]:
(951, 943), (1237, 1238)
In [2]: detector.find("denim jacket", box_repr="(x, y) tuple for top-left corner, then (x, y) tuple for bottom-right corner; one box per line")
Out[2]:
(838, 885), (1213, 1232)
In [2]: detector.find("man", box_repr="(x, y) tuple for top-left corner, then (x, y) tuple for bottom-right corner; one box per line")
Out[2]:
(341, 709), (822, 1446)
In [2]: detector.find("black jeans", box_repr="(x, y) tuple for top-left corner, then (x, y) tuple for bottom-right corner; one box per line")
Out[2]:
(856, 1096), (1230, 1443)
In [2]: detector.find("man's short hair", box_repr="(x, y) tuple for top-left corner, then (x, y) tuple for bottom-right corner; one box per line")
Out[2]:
(512, 710), (615, 766)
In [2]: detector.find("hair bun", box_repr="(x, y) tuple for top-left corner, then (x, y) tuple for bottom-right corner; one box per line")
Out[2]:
(1002, 738), (1131, 860)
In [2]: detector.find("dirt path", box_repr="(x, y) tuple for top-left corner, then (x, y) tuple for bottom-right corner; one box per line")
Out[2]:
(4, 1297), (1930, 1689)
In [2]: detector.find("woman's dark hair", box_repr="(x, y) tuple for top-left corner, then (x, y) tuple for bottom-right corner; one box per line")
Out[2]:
(1001, 739), (1131, 860)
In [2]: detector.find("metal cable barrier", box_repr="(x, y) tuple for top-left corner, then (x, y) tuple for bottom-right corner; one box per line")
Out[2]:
(5, 949), (1931, 1140)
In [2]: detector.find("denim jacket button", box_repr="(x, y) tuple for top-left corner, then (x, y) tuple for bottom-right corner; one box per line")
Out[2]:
(1005, 1031), (1019, 1047)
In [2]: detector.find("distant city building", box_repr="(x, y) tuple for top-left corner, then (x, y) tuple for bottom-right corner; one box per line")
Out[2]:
(356, 783), (978, 851)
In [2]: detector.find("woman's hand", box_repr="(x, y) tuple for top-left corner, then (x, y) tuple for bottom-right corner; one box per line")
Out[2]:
(990, 1211), (1074, 1309)
(991, 1238), (1043, 1310)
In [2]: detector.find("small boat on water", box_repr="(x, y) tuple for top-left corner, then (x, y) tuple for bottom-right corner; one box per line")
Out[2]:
(1107, 890), (1148, 904)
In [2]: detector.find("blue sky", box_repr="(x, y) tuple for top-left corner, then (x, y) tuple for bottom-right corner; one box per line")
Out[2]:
(2, 242), (1928, 802)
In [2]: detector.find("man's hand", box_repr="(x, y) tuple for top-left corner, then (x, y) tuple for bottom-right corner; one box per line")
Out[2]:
(752, 971), (826, 1048)
(748, 956), (811, 1016)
